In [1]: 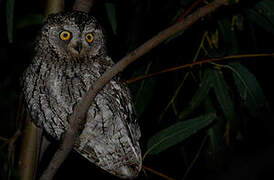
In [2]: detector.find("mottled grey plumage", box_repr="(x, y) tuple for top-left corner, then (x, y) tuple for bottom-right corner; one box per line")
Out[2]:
(21, 11), (142, 179)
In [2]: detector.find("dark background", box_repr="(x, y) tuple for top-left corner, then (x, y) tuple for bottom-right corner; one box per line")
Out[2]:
(1, 0), (274, 179)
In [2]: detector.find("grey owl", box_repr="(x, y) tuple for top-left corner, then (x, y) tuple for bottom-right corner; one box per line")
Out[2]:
(21, 11), (142, 179)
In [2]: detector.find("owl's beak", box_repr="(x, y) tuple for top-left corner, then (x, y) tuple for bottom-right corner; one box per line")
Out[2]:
(73, 42), (82, 54)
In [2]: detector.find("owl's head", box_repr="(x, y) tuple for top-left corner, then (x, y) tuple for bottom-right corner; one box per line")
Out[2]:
(39, 11), (105, 61)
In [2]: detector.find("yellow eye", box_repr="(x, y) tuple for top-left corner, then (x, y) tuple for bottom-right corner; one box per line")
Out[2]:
(60, 31), (71, 41)
(85, 33), (94, 43)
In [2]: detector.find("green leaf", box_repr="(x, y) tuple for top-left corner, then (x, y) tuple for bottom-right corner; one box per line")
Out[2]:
(134, 78), (156, 118)
(229, 62), (266, 117)
(130, 62), (156, 118)
(247, 10), (274, 34)
(16, 14), (43, 29)
(213, 69), (236, 125)
(165, 30), (185, 44)
(179, 69), (214, 119)
(146, 113), (216, 155)
(205, 98), (223, 154)
(218, 18), (238, 55)
(6, 0), (15, 43)
(246, 0), (274, 34)
(105, 3), (117, 35)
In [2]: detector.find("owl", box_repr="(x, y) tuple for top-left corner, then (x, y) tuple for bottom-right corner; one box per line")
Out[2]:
(21, 11), (142, 179)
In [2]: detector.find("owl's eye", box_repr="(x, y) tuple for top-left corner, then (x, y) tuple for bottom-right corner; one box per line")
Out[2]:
(85, 33), (94, 43)
(60, 31), (71, 41)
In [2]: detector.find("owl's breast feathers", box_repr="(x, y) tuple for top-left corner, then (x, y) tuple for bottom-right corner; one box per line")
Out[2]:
(22, 56), (142, 179)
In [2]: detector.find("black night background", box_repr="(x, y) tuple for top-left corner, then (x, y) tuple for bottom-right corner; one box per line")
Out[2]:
(1, 0), (274, 179)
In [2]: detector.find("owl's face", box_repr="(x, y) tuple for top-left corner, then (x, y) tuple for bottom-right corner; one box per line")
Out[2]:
(41, 11), (105, 61)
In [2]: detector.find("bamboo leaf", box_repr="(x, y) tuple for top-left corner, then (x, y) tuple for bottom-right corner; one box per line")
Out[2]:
(105, 3), (117, 35)
(179, 69), (214, 119)
(247, 9), (274, 34)
(130, 62), (155, 118)
(213, 69), (236, 125)
(218, 18), (238, 54)
(229, 62), (266, 116)
(16, 14), (43, 29)
(134, 78), (155, 118)
(204, 97), (222, 153)
(146, 113), (216, 155)
(246, 0), (274, 34)
(6, 0), (15, 43)
(165, 30), (185, 44)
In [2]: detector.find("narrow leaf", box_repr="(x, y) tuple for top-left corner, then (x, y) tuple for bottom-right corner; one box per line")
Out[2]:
(105, 3), (117, 35)
(179, 69), (214, 119)
(246, 9), (274, 34)
(204, 97), (222, 153)
(218, 18), (238, 54)
(165, 30), (185, 44)
(213, 69), (236, 125)
(229, 62), (266, 116)
(246, 0), (274, 34)
(16, 14), (43, 29)
(134, 78), (155, 118)
(146, 113), (216, 155)
(130, 62), (155, 118)
(6, 0), (15, 43)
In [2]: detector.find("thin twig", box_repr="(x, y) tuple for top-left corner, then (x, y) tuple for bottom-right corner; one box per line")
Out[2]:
(159, 73), (190, 121)
(39, 0), (228, 179)
(175, 0), (205, 23)
(126, 53), (274, 84)
(0, 130), (21, 150)
(182, 135), (208, 180)
(142, 165), (176, 180)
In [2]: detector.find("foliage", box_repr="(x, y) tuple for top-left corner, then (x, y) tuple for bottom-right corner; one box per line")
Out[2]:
(146, 113), (216, 156)
(1, 0), (274, 179)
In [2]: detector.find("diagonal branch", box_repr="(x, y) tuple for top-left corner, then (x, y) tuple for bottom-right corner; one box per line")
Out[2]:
(39, 0), (228, 179)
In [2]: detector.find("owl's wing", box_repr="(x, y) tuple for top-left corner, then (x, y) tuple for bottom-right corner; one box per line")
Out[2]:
(21, 61), (46, 128)
(74, 76), (142, 179)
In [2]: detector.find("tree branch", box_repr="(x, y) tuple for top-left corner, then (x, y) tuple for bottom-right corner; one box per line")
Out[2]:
(44, 0), (64, 17)
(73, 0), (94, 13)
(39, 0), (228, 179)
(17, 1), (64, 180)
(18, 113), (40, 180)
